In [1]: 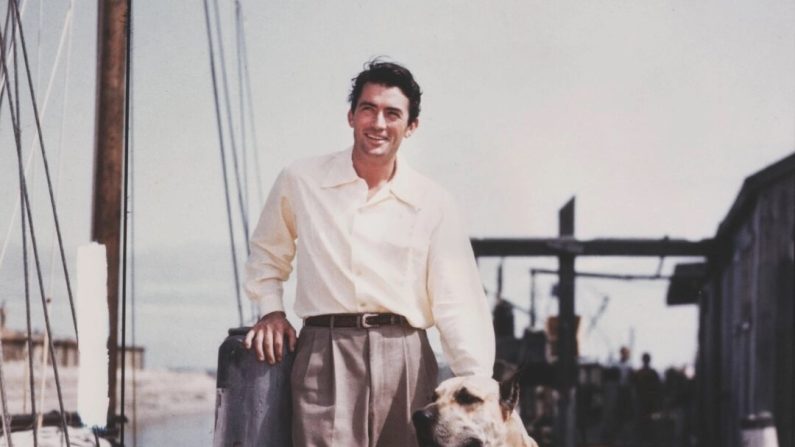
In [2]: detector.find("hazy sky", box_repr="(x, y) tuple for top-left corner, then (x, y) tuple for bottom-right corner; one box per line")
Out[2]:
(0, 0), (793, 370)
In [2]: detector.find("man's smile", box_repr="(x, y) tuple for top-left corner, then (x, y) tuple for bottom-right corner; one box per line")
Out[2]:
(365, 132), (388, 142)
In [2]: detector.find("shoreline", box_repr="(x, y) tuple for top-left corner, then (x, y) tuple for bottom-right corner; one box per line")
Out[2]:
(1, 361), (216, 424)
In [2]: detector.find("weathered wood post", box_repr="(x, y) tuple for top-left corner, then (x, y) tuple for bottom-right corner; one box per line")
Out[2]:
(91, 0), (129, 428)
(555, 197), (576, 447)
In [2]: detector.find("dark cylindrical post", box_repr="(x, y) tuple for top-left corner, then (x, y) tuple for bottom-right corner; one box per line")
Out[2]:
(91, 0), (129, 428)
(529, 269), (536, 328)
(555, 197), (576, 447)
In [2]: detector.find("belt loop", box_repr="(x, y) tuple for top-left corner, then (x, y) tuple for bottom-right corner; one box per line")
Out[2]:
(330, 315), (335, 329)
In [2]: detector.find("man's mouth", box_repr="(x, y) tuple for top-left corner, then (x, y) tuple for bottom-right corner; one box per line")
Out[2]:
(365, 133), (388, 143)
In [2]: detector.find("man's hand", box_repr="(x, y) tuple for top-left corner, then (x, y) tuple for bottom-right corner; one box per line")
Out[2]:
(244, 311), (297, 364)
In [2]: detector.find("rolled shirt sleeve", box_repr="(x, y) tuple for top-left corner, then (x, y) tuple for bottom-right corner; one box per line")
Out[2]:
(427, 193), (496, 377)
(245, 169), (298, 317)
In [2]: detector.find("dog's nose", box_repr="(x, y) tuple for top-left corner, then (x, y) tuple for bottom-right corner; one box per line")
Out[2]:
(412, 408), (435, 429)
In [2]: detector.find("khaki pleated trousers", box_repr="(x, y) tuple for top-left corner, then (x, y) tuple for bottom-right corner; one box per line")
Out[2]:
(291, 324), (438, 447)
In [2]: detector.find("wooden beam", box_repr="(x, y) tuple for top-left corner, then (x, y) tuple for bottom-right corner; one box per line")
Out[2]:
(471, 237), (714, 258)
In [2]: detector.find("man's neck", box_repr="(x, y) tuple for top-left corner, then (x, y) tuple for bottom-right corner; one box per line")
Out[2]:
(352, 151), (396, 192)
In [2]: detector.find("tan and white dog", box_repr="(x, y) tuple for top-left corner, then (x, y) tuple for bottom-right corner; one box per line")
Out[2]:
(413, 374), (538, 447)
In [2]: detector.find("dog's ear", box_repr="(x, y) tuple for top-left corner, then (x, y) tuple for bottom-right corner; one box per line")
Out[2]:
(499, 372), (520, 420)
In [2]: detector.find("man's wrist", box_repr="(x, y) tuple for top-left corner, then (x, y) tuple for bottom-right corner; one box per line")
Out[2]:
(260, 311), (286, 321)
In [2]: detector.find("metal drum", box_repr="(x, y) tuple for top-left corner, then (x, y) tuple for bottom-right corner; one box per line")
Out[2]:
(213, 327), (294, 447)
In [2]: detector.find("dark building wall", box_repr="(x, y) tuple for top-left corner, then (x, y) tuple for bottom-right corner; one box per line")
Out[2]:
(698, 168), (794, 447)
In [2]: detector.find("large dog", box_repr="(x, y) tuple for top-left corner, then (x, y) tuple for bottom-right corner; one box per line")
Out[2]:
(412, 374), (538, 447)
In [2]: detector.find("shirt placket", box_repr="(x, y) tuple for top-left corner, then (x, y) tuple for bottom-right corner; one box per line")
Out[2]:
(349, 183), (393, 312)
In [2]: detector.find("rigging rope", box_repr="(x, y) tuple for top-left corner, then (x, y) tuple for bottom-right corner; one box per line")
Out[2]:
(0, 341), (13, 447)
(234, 0), (248, 211)
(10, 0), (79, 346)
(0, 0), (27, 109)
(10, 15), (38, 444)
(234, 0), (259, 321)
(129, 57), (138, 447)
(0, 1), (74, 276)
(0, 1), (11, 115)
(203, 0), (245, 326)
(5, 9), (38, 445)
(0, 3), (71, 445)
(120, 0), (133, 443)
(211, 0), (251, 255)
(236, 4), (264, 209)
(46, 0), (75, 300)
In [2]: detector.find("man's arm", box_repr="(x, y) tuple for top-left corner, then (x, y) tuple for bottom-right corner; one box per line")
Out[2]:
(243, 169), (298, 364)
(427, 192), (496, 377)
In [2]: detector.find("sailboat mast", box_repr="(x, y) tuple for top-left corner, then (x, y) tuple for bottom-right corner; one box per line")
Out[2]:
(91, 0), (129, 428)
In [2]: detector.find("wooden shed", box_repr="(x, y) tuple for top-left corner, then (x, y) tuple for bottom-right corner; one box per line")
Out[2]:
(686, 152), (794, 446)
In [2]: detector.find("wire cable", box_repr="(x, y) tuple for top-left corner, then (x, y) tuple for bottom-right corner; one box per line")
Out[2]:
(3, 13), (37, 444)
(9, 11), (38, 446)
(233, 0), (259, 321)
(0, 7), (70, 445)
(211, 0), (250, 254)
(234, 0), (248, 212)
(0, 1), (75, 276)
(236, 3), (264, 208)
(129, 59), (138, 447)
(46, 0), (76, 300)
(203, 0), (244, 325)
(120, 0), (133, 443)
(0, 333), (13, 447)
(10, 0), (79, 344)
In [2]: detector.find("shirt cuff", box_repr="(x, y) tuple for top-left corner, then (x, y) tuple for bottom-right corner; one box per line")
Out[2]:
(256, 294), (286, 318)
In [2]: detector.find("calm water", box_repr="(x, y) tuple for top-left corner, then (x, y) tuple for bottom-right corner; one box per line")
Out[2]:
(125, 411), (214, 447)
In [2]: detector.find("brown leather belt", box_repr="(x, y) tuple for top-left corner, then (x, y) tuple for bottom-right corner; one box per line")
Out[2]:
(304, 313), (408, 329)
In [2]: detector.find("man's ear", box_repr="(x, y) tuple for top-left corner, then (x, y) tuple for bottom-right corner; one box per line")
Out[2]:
(499, 372), (520, 420)
(405, 118), (419, 137)
(347, 110), (354, 127)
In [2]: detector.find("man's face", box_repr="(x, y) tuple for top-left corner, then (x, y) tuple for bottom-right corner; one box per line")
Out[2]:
(348, 83), (418, 162)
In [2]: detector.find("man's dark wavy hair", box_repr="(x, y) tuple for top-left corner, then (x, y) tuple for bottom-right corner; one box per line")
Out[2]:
(348, 59), (422, 125)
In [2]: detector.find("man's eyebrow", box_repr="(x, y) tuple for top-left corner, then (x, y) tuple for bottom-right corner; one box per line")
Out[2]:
(357, 101), (377, 109)
(385, 107), (403, 115)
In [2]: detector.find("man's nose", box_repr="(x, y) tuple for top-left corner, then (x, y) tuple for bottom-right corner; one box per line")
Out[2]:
(372, 110), (386, 128)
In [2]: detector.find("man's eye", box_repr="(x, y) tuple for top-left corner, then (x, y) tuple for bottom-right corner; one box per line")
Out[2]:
(454, 388), (483, 405)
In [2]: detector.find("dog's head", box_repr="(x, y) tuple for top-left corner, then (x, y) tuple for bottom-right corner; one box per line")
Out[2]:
(412, 374), (523, 447)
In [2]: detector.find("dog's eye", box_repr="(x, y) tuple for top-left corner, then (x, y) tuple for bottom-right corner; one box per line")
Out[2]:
(454, 388), (483, 406)
(430, 391), (439, 401)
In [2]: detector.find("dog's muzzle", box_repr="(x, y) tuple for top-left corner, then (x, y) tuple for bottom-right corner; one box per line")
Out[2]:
(413, 409), (439, 447)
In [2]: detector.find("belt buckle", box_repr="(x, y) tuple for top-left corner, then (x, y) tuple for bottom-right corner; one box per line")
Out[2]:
(360, 313), (380, 329)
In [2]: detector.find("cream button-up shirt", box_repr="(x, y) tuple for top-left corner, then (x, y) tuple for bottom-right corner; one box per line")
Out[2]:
(245, 148), (495, 376)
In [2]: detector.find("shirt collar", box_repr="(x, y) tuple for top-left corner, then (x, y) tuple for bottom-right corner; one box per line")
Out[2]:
(320, 148), (361, 188)
(389, 156), (424, 210)
(321, 148), (424, 210)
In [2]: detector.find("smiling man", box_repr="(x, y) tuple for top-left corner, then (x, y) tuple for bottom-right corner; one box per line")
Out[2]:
(244, 60), (495, 447)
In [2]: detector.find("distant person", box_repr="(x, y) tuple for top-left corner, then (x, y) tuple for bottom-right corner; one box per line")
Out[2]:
(601, 346), (634, 444)
(243, 59), (495, 446)
(633, 352), (662, 443)
(617, 346), (633, 387)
